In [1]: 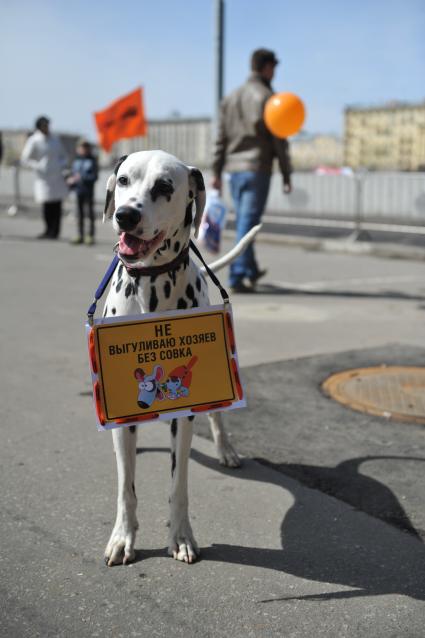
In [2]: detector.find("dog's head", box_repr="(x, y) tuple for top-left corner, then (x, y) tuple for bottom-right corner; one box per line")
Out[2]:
(103, 150), (205, 266)
(134, 365), (164, 408)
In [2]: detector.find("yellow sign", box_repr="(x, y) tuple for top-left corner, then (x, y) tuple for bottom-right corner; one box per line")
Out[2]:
(86, 304), (245, 430)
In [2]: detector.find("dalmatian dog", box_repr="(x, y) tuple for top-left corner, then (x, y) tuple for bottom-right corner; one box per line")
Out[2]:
(103, 150), (252, 567)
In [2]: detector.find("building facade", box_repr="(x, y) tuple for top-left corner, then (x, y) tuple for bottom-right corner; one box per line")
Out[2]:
(344, 101), (425, 171)
(290, 132), (343, 170)
(105, 117), (213, 169)
(0, 128), (80, 165)
(104, 119), (346, 172)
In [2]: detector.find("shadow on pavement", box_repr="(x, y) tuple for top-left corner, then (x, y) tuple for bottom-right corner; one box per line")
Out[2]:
(137, 446), (425, 601)
(255, 455), (425, 540)
(251, 282), (425, 302)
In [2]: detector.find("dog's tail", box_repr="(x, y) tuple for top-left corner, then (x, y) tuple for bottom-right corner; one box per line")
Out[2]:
(199, 224), (262, 275)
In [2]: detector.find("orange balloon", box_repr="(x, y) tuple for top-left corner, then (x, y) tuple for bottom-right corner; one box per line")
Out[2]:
(264, 92), (306, 138)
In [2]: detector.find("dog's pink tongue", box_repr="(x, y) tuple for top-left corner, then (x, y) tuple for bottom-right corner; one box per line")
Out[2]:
(118, 233), (144, 256)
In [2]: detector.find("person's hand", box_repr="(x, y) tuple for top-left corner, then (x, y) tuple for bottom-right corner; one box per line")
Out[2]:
(283, 180), (292, 195)
(211, 176), (222, 192)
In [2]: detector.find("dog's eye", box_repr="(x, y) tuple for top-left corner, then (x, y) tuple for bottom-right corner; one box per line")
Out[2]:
(150, 178), (175, 202)
(118, 175), (129, 186)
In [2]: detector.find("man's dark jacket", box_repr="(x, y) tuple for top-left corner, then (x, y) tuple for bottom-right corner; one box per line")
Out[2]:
(212, 73), (292, 184)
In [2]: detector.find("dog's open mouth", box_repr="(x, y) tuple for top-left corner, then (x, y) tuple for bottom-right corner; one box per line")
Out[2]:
(118, 231), (165, 261)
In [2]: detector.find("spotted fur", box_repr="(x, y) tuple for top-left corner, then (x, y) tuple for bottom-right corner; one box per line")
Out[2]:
(103, 151), (240, 568)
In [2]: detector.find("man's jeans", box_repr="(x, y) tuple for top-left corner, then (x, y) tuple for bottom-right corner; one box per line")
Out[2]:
(229, 171), (271, 286)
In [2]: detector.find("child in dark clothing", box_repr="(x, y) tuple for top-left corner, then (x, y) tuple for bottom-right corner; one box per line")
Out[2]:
(68, 140), (98, 245)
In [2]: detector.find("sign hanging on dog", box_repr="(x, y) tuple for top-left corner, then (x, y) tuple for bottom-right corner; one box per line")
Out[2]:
(86, 304), (245, 430)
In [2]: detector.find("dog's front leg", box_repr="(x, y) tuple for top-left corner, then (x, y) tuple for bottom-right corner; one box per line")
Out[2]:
(168, 417), (199, 563)
(105, 427), (138, 566)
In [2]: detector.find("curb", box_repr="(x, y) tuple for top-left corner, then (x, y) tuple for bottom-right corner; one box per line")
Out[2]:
(222, 230), (425, 262)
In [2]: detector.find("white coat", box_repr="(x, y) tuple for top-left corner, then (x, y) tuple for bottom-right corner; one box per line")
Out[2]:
(21, 130), (69, 203)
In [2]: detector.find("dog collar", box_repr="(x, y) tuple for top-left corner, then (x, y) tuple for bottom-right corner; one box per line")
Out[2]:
(87, 241), (229, 325)
(119, 244), (190, 278)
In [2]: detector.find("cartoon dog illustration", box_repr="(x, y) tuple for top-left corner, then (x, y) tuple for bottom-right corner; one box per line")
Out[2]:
(163, 356), (198, 400)
(163, 376), (190, 400)
(134, 366), (164, 409)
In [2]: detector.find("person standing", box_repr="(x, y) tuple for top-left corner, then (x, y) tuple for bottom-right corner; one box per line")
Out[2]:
(21, 116), (68, 239)
(211, 48), (292, 292)
(68, 140), (98, 245)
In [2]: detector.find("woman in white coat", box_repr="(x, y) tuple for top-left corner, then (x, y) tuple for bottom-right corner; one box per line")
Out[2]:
(21, 116), (69, 239)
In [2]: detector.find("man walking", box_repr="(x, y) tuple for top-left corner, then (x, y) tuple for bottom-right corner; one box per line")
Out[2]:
(212, 48), (292, 292)
(21, 116), (69, 239)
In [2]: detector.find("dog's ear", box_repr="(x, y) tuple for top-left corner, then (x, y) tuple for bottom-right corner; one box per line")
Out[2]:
(103, 174), (117, 222)
(103, 155), (128, 222)
(188, 167), (206, 238)
(154, 365), (165, 381)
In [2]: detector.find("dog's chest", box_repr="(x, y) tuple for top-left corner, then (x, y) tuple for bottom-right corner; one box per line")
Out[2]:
(104, 259), (209, 319)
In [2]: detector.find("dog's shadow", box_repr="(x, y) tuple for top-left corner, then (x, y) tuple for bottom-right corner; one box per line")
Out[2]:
(136, 445), (425, 601)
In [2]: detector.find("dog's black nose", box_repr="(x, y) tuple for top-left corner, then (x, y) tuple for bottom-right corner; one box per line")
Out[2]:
(115, 206), (142, 231)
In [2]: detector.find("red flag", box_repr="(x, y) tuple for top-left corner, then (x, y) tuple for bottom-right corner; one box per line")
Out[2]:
(94, 88), (147, 152)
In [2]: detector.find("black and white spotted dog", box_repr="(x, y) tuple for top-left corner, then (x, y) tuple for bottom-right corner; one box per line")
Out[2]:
(102, 150), (244, 566)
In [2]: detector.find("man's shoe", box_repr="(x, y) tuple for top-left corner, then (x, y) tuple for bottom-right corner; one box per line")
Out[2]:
(230, 282), (256, 294)
(37, 232), (51, 239)
(249, 268), (268, 286)
(70, 237), (83, 245)
(84, 236), (95, 246)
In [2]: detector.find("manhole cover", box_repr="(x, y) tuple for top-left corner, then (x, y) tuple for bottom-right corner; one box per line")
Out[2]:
(322, 366), (425, 425)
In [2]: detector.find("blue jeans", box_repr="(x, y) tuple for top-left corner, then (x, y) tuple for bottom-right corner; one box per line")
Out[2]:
(229, 171), (271, 286)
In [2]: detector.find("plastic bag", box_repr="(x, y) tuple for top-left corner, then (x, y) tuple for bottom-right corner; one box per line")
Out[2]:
(198, 189), (227, 254)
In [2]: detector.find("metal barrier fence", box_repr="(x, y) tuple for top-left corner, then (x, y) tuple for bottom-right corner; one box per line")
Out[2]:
(1, 165), (425, 232)
(264, 171), (425, 224)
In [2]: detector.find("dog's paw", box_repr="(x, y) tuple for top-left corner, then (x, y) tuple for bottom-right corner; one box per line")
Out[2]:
(104, 520), (138, 567)
(216, 439), (241, 468)
(168, 520), (200, 564)
(170, 541), (200, 564)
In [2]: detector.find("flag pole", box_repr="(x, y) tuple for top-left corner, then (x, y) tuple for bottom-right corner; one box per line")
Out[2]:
(214, 0), (225, 135)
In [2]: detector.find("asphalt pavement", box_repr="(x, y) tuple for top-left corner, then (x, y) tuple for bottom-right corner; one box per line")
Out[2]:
(1, 212), (424, 637)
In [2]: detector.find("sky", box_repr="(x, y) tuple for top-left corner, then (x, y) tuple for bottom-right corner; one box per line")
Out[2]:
(1, 0), (424, 140)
